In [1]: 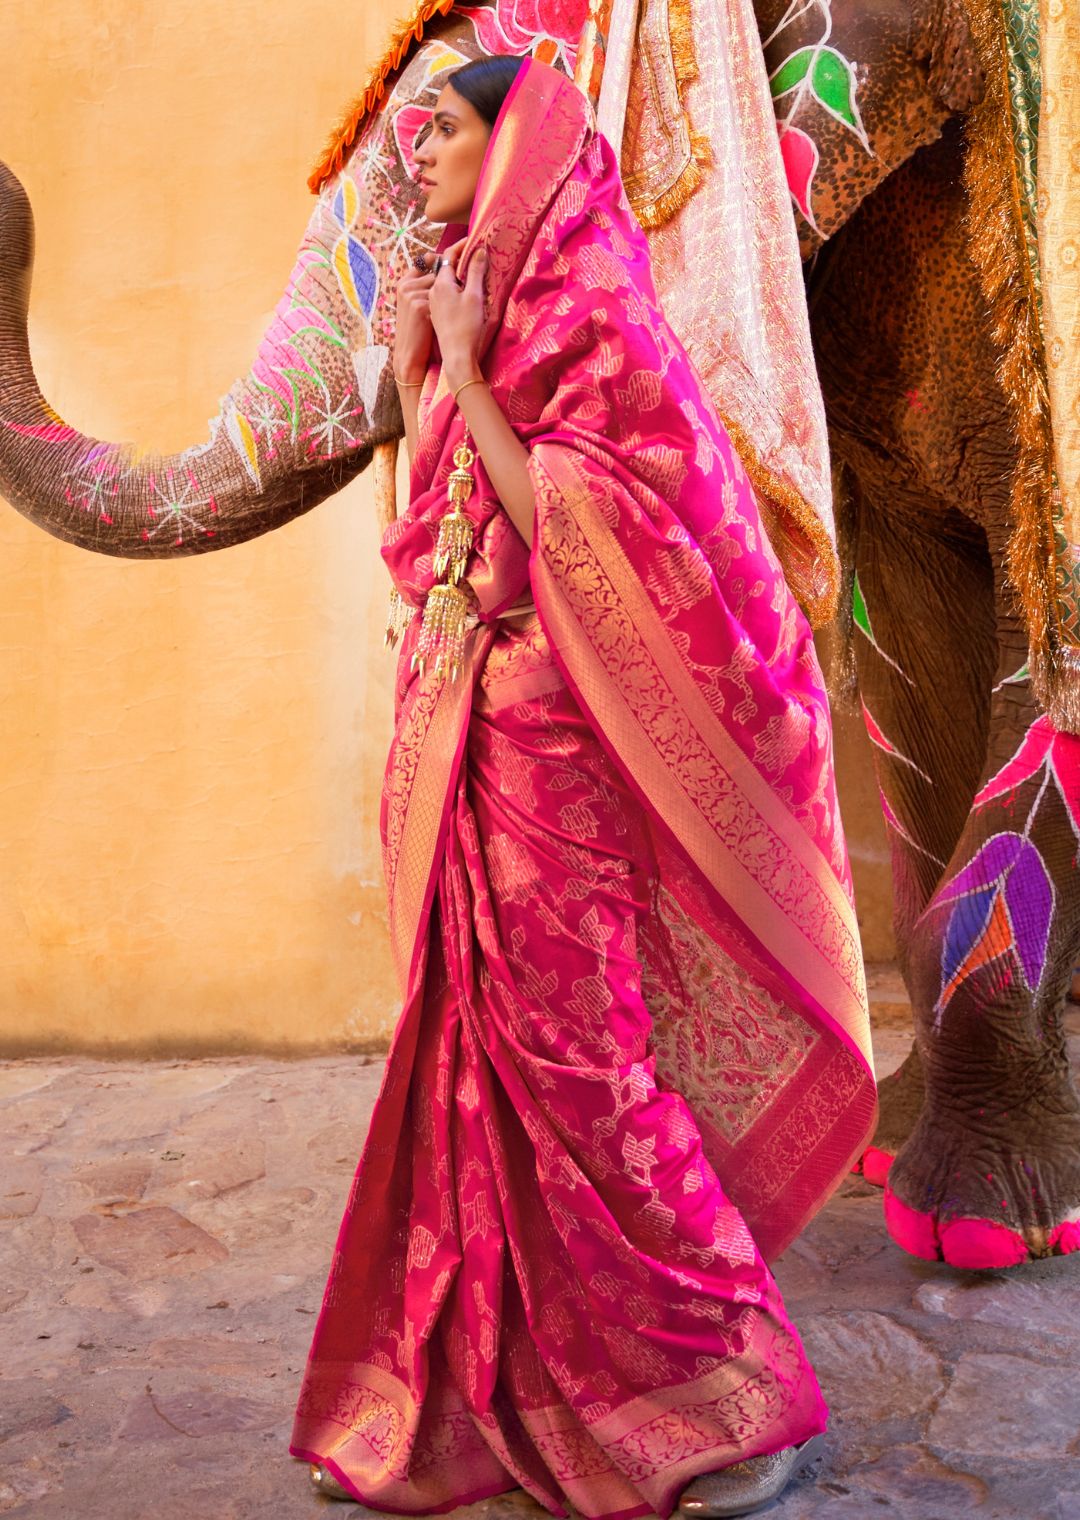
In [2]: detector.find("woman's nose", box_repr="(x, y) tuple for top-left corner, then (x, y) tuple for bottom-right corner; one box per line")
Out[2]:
(413, 130), (434, 168)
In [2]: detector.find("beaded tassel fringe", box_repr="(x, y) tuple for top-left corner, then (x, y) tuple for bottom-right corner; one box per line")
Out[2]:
(410, 583), (471, 680)
(383, 586), (416, 649)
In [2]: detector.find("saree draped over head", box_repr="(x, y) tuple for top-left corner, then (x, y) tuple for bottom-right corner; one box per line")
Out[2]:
(292, 58), (875, 1520)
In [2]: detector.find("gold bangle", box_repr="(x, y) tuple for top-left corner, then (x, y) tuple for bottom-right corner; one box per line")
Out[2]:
(452, 376), (487, 402)
(394, 373), (425, 387)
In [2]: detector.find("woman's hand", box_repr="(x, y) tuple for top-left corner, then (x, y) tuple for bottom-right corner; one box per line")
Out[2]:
(393, 255), (437, 383)
(430, 238), (488, 391)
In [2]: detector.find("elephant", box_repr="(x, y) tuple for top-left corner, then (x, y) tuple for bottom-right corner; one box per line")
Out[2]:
(1, 0), (1077, 1271)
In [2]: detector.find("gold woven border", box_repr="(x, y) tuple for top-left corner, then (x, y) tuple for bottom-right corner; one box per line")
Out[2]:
(629, 0), (713, 230)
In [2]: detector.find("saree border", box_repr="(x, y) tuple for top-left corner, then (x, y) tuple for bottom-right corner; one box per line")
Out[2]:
(529, 443), (871, 1069)
(386, 629), (493, 991)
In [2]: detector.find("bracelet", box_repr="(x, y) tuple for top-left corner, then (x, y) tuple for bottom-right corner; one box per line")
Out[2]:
(452, 376), (487, 402)
(393, 373), (425, 388)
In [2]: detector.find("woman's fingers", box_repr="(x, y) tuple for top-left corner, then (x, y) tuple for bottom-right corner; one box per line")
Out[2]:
(464, 246), (488, 294)
(444, 237), (468, 275)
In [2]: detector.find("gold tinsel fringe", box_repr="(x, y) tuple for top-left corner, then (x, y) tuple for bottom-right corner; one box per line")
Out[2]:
(631, 0), (708, 230)
(669, 0), (698, 85)
(718, 410), (840, 629)
(308, 0), (457, 194)
(959, 0), (1066, 718)
(633, 158), (704, 230)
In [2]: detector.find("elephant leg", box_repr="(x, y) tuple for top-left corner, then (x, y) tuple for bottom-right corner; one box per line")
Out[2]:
(883, 584), (1080, 1267)
(843, 474), (997, 1182)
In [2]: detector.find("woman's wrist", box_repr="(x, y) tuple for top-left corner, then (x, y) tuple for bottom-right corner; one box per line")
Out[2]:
(443, 357), (484, 395)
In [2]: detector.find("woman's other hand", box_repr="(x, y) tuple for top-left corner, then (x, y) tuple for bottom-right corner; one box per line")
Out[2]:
(393, 255), (437, 383)
(430, 239), (488, 390)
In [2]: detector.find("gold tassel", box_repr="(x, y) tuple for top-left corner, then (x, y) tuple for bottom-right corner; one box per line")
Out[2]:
(432, 436), (477, 583)
(411, 582), (471, 680)
(432, 510), (475, 584)
(384, 585), (416, 649)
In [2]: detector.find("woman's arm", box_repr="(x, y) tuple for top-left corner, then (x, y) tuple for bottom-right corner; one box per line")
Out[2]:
(432, 246), (536, 549)
(393, 256), (436, 468)
(449, 374), (534, 549)
(395, 379), (423, 466)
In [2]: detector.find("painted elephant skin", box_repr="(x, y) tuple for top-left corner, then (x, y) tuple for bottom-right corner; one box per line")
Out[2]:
(1, 0), (1078, 1271)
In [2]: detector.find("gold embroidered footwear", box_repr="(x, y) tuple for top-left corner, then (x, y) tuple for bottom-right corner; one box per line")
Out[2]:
(677, 1434), (825, 1517)
(308, 1462), (354, 1501)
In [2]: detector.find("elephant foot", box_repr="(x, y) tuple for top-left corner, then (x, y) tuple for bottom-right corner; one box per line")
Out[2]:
(854, 1045), (925, 1188)
(882, 1096), (1080, 1268)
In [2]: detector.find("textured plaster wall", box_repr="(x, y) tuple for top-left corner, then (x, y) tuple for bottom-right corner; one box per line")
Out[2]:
(0, 3), (409, 1052)
(0, 3), (893, 1055)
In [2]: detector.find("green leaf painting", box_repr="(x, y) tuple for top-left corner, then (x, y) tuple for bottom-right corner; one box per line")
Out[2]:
(810, 48), (859, 131)
(770, 45), (868, 151)
(769, 46), (814, 97)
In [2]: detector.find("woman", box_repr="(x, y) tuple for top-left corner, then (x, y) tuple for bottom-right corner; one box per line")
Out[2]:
(291, 53), (876, 1520)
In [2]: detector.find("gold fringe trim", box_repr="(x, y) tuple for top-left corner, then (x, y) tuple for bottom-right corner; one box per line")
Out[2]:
(634, 156), (702, 230)
(718, 410), (840, 629)
(308, 0), (458, 194)
(959, 0), (1064, 716)
(669, 0), (698, 85)
(630, 0), (709, 229)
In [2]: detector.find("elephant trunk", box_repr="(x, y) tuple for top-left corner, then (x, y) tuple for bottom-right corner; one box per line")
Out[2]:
(0, 156), (409, 557)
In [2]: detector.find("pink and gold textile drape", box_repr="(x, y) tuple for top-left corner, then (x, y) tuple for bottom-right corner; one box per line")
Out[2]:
(292, 59), (874, 1518)
(381, 61), (874, 1247)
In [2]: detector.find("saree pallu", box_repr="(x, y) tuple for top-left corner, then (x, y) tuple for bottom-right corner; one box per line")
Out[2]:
(291, 611), (830, 1517)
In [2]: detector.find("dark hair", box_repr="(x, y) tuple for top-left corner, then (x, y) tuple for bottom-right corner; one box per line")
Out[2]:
(445, 55), (525, 127)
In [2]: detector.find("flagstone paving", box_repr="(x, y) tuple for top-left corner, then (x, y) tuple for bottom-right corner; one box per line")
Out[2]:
(1, 968), (1078, 1519)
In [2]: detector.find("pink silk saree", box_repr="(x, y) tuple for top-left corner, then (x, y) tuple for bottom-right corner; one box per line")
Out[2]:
(291, 58), (875, 1518)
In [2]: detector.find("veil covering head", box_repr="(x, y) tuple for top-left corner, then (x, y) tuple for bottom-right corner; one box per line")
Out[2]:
(383, 58), (875, 1257)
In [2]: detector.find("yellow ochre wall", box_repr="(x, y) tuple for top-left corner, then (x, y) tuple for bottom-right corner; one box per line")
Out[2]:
(0, 3), (415, 1052)
(0, 3), (892, 1055)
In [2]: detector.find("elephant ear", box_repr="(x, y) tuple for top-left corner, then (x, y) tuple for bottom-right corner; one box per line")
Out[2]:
(933, 832), (1055, 1021)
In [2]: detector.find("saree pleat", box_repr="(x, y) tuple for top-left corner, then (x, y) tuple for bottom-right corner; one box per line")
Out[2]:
(292, 620), (829, 1517)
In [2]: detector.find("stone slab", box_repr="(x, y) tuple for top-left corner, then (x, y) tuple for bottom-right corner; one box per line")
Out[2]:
(1, 1015), (1079, 1519)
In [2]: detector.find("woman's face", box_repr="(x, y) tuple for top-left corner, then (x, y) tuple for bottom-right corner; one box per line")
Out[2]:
(414, 83), (493, 225)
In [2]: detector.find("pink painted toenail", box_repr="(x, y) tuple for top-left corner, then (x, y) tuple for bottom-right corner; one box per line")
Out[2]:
(861, 1146), (894, 1187)
(939, 1217), (1029, 1269)
(883, 1184), (941, 1260)
(1048, 1220), (1080, 1256)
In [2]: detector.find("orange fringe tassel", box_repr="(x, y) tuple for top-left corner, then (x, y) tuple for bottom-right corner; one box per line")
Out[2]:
(308, 0), (458, 194)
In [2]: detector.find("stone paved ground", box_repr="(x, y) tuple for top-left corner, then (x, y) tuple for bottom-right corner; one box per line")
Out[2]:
(3, 968), (1080, 1520)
